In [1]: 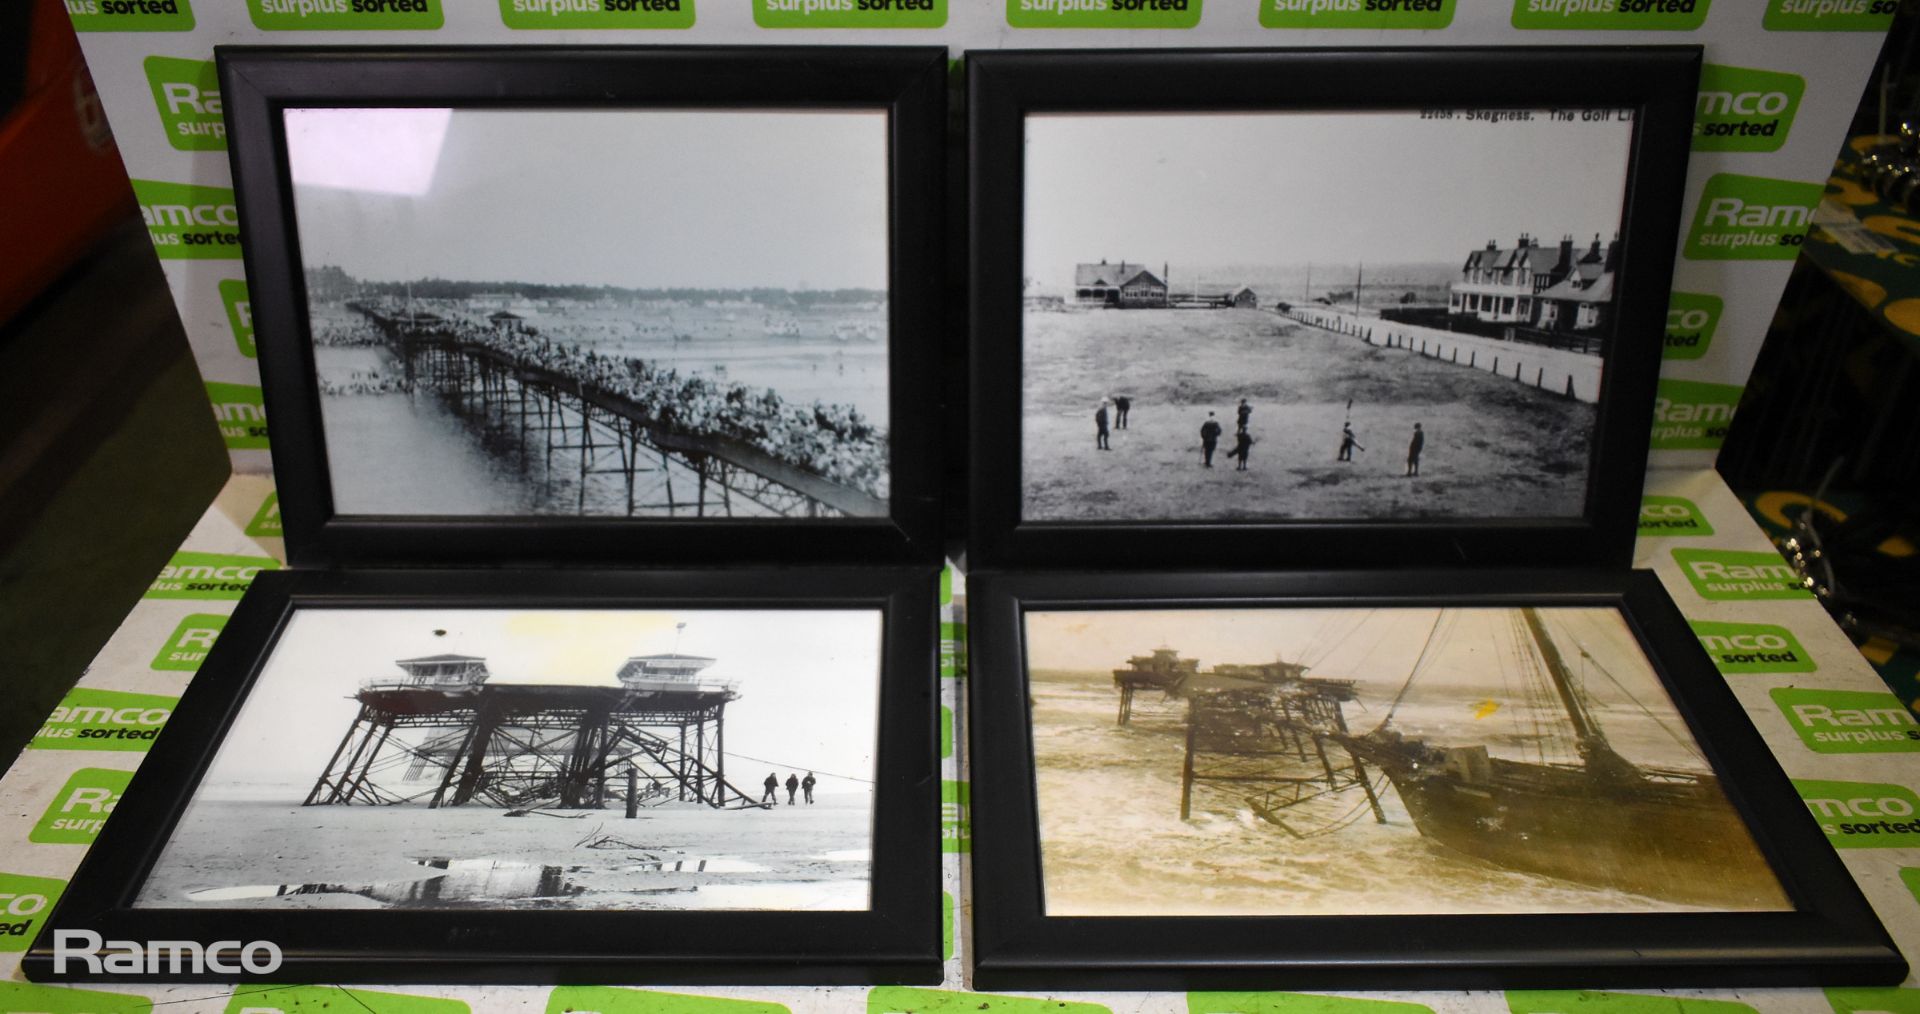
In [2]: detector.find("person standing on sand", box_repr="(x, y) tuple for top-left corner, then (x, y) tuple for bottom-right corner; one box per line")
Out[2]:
(1094, 401), (1111, 450)
(762, 772), (779, 805)
(802, 772), (817, 805)
(1406, 422), (1424, 476)
(1112, 395), (1131, 429)
(1228, 429), (1254, 471)
(1337, 422), (1363, 462)
(1199, 412), (1223, 468)
(785, 772), (800, 806)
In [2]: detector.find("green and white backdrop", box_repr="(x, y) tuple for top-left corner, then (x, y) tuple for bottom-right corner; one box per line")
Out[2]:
(3, 2), (1914, 1012)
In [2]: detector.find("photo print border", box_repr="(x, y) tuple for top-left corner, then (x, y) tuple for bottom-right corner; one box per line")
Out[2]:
(219, 46), (947, 569)
(23, 565), (941, 986)
(965, 567), (1907, 991)
(967, 47), (1700, 570)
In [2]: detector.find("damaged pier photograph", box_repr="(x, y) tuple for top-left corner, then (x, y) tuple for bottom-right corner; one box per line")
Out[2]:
(135, 607), (882, 912)
(1020, 109), (1635, 523)
(284, 106), (890, 519)
(1023, 606), (1790, 917)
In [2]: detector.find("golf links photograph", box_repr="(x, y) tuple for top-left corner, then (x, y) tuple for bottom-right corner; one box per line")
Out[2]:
(1020, 109), (1637, 523)
(135, 607), (883, 912)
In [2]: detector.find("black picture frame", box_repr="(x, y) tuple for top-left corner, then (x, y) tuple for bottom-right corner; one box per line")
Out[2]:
(967, 47), (1699, 571)
(218, 46), (947, 569)
(966, 567), (1907, 991)
(23, 565), (942, 985)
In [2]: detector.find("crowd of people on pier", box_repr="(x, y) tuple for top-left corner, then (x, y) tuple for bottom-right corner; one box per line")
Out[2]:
(322, 305), (886, 498)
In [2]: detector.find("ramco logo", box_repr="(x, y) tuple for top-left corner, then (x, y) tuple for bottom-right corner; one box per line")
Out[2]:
(1260, 0), (1453, 28)
(143, 56), (223, 151)
(207, 382), (269, 449)
(0, 873), (65, 953)
(153, 613), (227, 671)
(1689, 620), (1814, 674)
(31, 768), (132, 844)
(1650, 378), (1742, 450)
(1764, 0), (1896, 31)
(942, 779), (970, 852)
(1512, 0), (1709, 30)
(248, 0), (444, 29)
(131, 179), (239, 260)
(1684, 173), (1823, 261)
(32, 689), (178, 751)
(1773, 688), (1920, 754)
(1007, 0), (1201, 28)
(1674, 548), (1812, 600)
(52, 929), (282, 975)
(1638, 495), (1713, 536)
(222, 279), (254, 357)
(246, 491), (282, 537)
(1694, 64), (1803, 153)
(146, 551), (279, 600)
(66, 0), (195, 31)
(1664, 291), (1721, 360)
(503, 0), (696, 28)
(752, 0), (941, 27)
(1796, 779), (1920, 847)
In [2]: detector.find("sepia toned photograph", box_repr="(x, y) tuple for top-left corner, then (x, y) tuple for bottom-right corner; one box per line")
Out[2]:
(137, 607), (883, 912)
(286, 107), (891, 520)
(1024, 605), (1789, 917)
(1021, 110), (1635, 523)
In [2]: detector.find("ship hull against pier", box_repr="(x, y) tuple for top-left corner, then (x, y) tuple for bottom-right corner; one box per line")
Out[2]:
(1346, 736), (1786, 910)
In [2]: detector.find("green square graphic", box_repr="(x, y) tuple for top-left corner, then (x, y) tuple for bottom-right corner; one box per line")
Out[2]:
(247, 492), (283, 537)
(223, 279), (255, 357)
(0, 982), (151, 1014)
(132, 180), (240, 260)
(1673, 548), (1813, 600)
(1191, 992), (1435, 1014)
(941, 779), (970, 853)
(1683, 173), (1823, 261)
(1773, 687), (1920, 753)
(222, 985), (468, 1013)
(547, 986), (786, 1013)
(153, 613), (227, 672)
(68, 0), (193, 31)
(1663, 291), (1720, 360)
(32, 689), (178, 750)
(501, 0), (695, 29)
(868, 987), (1110, 1013)
(1650, 379), (1742, 450)
(0, 872), (66, 952)
(144, 56), (224, 151)
(1688, 620), (1814, 674)
(1693, 64), (1803, 153)
(1637, 495), (1712, 536)
(146, 552), (278, 600)
(31, 768), (133, 844)
(1795, 779), (1920, 848)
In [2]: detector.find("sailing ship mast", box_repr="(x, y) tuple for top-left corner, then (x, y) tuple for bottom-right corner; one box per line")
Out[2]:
(1520, 607), (1642, 785)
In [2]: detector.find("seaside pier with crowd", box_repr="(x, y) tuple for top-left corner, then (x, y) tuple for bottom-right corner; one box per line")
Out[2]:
(327, 301), (888, 518)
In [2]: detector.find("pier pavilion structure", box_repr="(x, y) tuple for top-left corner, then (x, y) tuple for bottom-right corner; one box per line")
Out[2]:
(304, 652), (755, 810)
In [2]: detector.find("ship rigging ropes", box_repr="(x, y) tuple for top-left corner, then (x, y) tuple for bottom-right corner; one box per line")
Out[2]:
(1542, 612), (1709, 767)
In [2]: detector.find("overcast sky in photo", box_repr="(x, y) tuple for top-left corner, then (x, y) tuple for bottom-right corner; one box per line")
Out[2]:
(286, 107), (890, 290)
(1024, 110), (1635, 290)
(197, 607), (884, 798)
(1026, 606), (1667, 707)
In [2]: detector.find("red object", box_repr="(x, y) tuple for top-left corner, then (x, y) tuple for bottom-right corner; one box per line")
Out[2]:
(0, 0), (137, 327)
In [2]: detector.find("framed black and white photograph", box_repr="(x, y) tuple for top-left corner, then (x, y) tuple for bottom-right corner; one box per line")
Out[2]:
(24, 566), (940, 985)
(966, 569), (1908, 990)
(220, 46), (945, 567)
(968, 48), (1699, 569)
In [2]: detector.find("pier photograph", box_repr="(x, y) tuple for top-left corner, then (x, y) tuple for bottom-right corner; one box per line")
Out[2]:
(284, 107), (891, 519)
(135, 607), (883, 912)
(1020, 109), (1635, 523)
(1023, 606), (1789, 917)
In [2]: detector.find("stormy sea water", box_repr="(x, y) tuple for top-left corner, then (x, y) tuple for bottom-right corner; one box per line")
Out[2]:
(309, 301), (888, 517)
(1030, 668), (1735, 918)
